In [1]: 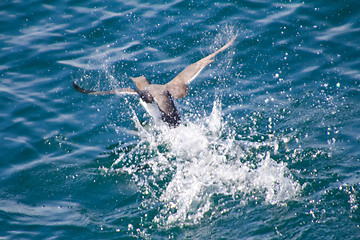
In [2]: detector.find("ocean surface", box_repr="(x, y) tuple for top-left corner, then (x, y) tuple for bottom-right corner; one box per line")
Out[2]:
(1, 0), (359, 239)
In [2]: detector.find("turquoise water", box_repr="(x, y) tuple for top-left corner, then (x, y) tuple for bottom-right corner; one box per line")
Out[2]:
(1, 0), (360, 239)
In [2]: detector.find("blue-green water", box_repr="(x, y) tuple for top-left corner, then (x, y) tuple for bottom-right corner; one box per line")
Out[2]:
(1, 0), (360, 239)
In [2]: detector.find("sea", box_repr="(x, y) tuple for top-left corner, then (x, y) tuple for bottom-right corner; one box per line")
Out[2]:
(1, 0), (359, 239)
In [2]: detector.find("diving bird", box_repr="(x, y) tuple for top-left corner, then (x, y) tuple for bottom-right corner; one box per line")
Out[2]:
(73, 37), (236, 127)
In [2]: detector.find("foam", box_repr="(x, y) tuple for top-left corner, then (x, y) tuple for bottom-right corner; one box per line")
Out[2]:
(108, 100), (301, 228)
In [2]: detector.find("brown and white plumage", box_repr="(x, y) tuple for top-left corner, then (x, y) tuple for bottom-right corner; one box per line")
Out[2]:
(73, 37), (235, 127)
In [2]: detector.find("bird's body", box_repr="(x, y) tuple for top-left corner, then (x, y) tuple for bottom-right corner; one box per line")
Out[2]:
(73, 37), (235, 127)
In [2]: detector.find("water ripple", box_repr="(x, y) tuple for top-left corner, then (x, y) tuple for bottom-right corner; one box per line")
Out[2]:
(1, 0), (360, 238)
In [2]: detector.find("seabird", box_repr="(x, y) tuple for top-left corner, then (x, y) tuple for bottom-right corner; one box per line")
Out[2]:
(73, 37), (235, 127)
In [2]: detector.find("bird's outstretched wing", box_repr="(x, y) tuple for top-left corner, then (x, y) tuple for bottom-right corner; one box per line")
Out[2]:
(165, 37), (236, 99)
(130, 76), (150, 91)
(73, 82), (138, 95)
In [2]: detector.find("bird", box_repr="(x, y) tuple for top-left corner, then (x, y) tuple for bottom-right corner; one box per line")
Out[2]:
(73, 37), (236, 127)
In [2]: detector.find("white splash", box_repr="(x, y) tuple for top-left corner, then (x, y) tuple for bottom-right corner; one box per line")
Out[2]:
(112, 100), (301, 228)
